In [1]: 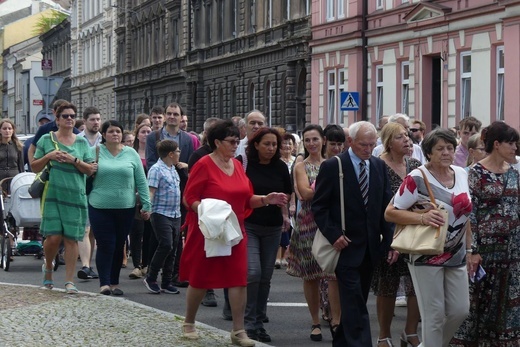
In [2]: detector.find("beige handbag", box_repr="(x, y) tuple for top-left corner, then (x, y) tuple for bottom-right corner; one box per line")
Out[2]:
(391, 168), (449, 255)
(312, 156), (345, 274)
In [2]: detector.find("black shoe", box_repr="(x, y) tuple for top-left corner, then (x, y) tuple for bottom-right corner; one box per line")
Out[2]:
(77, 266), (93, 279)
(246, 329), (258, 341)
(262, 316), (269, 323)
(257, 328), (271, 342)
(160, 283), (180, 294)
(87, 267), (99, 279)
(201, 290), (217, 307)
(143, 277), (161, 294)
(172, 280), (189, 288)
(310, 324), (322, 342)
(222, 309), (232, 321)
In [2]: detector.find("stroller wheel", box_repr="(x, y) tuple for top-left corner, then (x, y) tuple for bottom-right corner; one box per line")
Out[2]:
(2, 235), (11, 271)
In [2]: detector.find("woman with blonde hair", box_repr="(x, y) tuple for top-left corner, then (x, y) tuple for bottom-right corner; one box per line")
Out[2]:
(373, 122), (421, 346)
(465, 133), (486, 169)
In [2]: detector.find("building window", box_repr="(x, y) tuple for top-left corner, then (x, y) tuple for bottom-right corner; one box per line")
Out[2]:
(286, 0), (290, 20)
(231, 85), (236, 117)
(249, 83), (255, 109)
(326, 0), (334, 21)
(338, 0), (344, 18)
(497, 46), (504, 121)
(376, 65), (384, 121)
(248, 0), (256, 32)
(338, 69), (346, 125)
(207, 88), (212, 116)
(219, 88), (224, 119)
(327, 70), (336, 124)
(173, 19), (179, 56)
(376, 0), (383, 10)
(401, 62), (409, 115)
(265, 80), (272, 126)
(461, 52), (471, 118)
(218, 0), (225, 41)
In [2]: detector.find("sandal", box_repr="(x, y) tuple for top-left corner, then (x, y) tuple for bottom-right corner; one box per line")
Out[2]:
(377, 337), (394, 346)
(310, 324), (322, 342)
(64, 281), (78, 294)
(400, 330), (420, 347)
(182, 323), (198, 340)
(42, 264), (53, 289)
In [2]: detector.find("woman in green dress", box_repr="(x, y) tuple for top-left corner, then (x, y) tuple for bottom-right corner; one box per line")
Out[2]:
(32, 102), (97, 293)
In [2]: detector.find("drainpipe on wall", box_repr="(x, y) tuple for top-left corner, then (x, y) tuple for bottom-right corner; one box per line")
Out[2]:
(361, 0), (368, 121)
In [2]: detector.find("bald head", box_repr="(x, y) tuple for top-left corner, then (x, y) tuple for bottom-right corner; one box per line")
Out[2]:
(245, 110), (266, 138)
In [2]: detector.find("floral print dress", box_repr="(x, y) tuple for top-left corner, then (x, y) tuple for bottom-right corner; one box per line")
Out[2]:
(451, 163), (520, 346)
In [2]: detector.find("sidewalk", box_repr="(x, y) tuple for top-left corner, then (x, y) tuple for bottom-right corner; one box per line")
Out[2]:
(0, 283), (272, 347)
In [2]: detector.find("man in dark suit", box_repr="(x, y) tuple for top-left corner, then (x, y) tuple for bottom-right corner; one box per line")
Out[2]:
(312, 121), (398, 346)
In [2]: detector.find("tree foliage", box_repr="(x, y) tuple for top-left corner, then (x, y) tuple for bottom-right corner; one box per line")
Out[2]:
(32, 10), (68, 35)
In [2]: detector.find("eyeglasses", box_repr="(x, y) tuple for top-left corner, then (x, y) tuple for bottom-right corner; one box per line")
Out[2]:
(222, 139), (240, 146)
(475, 147), (486, 151)
(59, 114), (76, 119)
(409, 128), (421, 133)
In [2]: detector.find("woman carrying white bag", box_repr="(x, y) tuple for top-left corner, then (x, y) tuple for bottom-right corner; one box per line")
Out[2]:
(385, 128), (473, 347)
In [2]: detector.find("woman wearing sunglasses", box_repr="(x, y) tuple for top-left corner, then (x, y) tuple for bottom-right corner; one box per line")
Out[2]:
(32, 102), (97, 293)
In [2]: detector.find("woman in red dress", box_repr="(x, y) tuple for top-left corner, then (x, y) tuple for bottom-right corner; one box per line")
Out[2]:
(180, 119), (287, 346)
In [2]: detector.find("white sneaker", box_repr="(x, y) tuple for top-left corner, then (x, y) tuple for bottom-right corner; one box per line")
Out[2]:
(395, 296), (407, 307)
(129, 267), (143, 279)
(141, 266), (148, 276)
(281, 259), (288, 267)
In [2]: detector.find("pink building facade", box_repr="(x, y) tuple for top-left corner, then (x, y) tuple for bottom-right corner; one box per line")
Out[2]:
(310, 0), (520, 131)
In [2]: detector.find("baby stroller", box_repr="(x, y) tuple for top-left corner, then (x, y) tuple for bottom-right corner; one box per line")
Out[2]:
(0, 173), (58, 271)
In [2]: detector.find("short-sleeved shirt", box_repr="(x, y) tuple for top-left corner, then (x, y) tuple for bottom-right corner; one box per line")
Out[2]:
(34, 133), (94, 241)
(392, 165), (472, 267)
(148, 158), (181, 218)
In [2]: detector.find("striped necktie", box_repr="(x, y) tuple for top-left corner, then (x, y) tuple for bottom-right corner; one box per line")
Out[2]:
(359, 161), (368, 208)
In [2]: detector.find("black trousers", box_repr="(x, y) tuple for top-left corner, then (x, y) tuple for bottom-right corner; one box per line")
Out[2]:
(333, 251), (374, 347)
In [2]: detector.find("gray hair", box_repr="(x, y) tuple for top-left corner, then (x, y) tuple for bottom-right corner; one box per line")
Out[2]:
(349, 121), (377, 140)
(231, 116), (245, 128)
(388, 113), (410, 124)
(203, 117), (220, 132)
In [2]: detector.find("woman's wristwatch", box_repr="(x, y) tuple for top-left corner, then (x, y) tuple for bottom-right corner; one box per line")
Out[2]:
(466, 244), (479, 255)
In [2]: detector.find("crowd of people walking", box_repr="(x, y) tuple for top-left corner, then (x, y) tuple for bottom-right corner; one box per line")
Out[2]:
(12, 98), (519, 347)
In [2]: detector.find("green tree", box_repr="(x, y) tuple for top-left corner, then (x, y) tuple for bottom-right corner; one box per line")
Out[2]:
(32, 10), (68, 35)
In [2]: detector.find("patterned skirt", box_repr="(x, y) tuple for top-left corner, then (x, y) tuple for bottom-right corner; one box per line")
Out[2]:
(286, 203), (335, 281)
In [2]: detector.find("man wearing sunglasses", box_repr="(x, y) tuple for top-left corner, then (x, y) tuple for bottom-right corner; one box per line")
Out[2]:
(409, 119), (426, 145)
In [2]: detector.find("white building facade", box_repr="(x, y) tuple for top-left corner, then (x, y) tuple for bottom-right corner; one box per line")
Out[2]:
(70, 0), (116, 119)
(310, 0), (520, 131)
(3, 36), (44, 134)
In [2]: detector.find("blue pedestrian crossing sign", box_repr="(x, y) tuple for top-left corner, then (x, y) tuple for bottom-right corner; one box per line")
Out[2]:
(340, 91), (359, 111)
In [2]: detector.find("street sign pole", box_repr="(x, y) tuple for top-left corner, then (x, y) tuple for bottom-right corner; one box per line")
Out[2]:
(34, 76), (64, 120)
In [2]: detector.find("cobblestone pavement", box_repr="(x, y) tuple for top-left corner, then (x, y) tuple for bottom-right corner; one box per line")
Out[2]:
(0, 283), (271, 347)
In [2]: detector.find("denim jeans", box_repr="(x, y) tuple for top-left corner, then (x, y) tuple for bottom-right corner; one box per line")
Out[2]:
(149, 213), (181, 285)
(244, 222), (282, 330)
(89, 205), (135, 287)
